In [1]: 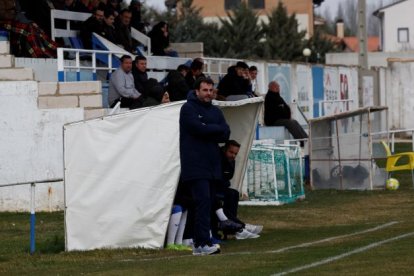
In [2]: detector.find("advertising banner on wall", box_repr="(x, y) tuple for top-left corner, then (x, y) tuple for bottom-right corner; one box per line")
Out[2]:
(295, 64), (313, 121)
(268, 63), (292, 103)
(312, 66), (324, 117)
(338, 67), (359, 111)
(323, 67), (340, 116)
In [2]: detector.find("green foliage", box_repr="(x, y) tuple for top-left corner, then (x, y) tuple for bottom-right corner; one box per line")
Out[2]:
(305, 27), (337, 63)
(261, 2), (306, 61)
(170, 0), (205, 42)
(216, 3), (262, 59)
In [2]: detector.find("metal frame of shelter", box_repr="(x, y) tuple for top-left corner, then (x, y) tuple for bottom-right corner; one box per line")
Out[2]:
(309, 106), (388, 190)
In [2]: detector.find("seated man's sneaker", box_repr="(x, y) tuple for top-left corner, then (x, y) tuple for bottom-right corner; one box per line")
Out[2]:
(235, 229), (260, 240)
(192, 244), (221, 256)
(245, 223), (263, 235)
(166, 244), (192, 251)
(218, 219), (243, 232)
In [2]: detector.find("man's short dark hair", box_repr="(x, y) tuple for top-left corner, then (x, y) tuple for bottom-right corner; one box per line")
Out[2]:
(177, 64), (190, 72)
(249, 65), (257, 71)
(194, 77), (214, 90)
(120, 55), (132, 63)
(191, 59), (204, 71)
(224, 140), (241, 150)
(236, 61), (249, 69)
(104, 8), (115, 18)
(134, 55), (147, 62)
(120, 8), (132, 15)
(95, 3), (106, 12)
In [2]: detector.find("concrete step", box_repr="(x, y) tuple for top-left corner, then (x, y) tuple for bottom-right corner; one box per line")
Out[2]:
(0, 54), (14, 68)
(0, 41), (10, 54)
(0, 67), (34, 81)
(38, 81), (102, 96)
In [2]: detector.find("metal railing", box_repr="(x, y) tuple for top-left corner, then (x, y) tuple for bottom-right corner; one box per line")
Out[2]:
(1, 178), (63, 255)
(371, 128), (414, 153)
(318, 99), (354, 117)
(57, 47), (127, 81)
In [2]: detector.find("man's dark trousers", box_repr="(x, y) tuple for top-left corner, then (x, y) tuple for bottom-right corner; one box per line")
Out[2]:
(190, 179), (213, 247)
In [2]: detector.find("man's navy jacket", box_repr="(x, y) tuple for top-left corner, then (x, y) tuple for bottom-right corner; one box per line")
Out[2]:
(179, 92), (230, 182)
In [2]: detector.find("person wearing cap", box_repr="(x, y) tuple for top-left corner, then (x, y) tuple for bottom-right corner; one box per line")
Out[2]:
(217, 61), (251, 101)
(142, 79), (170, 107)
(129, 0), (145, 33)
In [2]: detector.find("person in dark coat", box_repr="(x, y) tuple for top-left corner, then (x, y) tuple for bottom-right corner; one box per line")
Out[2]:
(264, 81), (308, 145)
(131, 55), (149, 97)
(217, 61), (251, 101)
(79, 6), (104, 49)
(100, 8), (116, 44)
(179, 77), (230, 255)
(142, 80), (170, 107)
(185, 59), (205, 90)
(165, 64), (190, 102)
(148, 21), (177, 56)
(114, 8), (136, 53)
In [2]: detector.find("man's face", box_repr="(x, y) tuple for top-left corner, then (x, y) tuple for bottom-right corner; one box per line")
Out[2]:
(196, 82), (214, 103)
(121, 58), (133, 73)
(270, 82), (280, 93)
(104, 15), (115, 26)
(235, 67), (244, 77)
(225, 145), (240, 161)
(249, 70), (257, 80)
(95, 10), (104, 22)
(136, 59), (147, 73)
(120, 12), (132, 26)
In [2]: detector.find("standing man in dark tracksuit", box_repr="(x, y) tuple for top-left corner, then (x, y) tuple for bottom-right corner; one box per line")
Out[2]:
(179, 78), (230, 256)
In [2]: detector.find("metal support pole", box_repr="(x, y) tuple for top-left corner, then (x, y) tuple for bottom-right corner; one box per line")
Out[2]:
(30, 183), (36, 255)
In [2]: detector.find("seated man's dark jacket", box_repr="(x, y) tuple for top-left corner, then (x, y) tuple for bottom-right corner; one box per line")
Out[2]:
(114, 18), (135, 53)
(132, 67), (148, 97)
(264, 91), (291, 126)
(180, 92), (230, 182)
(217, 66), (250, 97)
(80, 16), (103, 49)
(219, 148), (235, 190)
(166, 70), (190, 101)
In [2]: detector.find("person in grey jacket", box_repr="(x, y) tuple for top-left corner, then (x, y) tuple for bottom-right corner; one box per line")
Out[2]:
(108, 55), (142, 109)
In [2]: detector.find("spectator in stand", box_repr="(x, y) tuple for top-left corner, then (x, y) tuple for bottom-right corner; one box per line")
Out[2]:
(264, 81), (308, 146)
(249, 65), (259, 96)
(100, 8), (116, 43)
(0, 0), (58, 58)
(185, 59), (205, 90)
(142, 79), (170, 107)
(129, 0), (146, 34)
(131, 55), (149, 97)
(76, 0), (92, 12)
(217, 61), (250, 101)
(79, 5), (104, 49)
(180, 77), (230, 256)
(114, 8), (137, 53)
(148, 21), (177, 57)
(106, 0), (121, 16)
(63, 0), (79, 11)
(108, 55), (142, 109)
(165, 64), (190, 102)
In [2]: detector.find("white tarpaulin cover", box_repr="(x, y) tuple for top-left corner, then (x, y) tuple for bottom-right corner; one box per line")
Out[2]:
(64, 98), (263, 251)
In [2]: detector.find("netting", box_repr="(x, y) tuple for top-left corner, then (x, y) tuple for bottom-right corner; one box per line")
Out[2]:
(245, 142), (305, 204)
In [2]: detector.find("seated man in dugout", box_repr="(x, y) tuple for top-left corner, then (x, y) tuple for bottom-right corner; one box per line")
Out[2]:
(264, 81), (308, 146)
(108, 55), (142, 109)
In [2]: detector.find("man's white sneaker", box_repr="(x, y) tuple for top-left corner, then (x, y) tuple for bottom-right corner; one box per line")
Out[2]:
(235, 229), (260, 240)
(245, 223), (263, 235)
(192, 244), (221, 256)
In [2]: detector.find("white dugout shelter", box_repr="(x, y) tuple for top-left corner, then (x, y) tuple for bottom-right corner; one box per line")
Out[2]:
(64, 98), (263, 251)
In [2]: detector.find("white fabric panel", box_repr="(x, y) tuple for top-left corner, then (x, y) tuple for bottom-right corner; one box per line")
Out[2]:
(64, 98), (263, 251)
(64, 103), (183, 251)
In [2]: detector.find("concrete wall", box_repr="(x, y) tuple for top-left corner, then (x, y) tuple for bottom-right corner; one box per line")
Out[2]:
(383, 60), (414, 130)
(380, 0), (414, 52)
(326, 51), (414, 68)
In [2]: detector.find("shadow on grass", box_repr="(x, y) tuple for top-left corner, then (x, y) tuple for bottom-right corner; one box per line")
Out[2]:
(35, 235), (65, 254)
